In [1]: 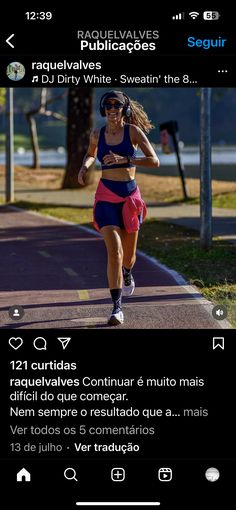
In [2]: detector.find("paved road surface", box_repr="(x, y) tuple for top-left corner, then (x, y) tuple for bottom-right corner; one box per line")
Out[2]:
(0, 206), (229, 329)
(1, 185), (235, 242)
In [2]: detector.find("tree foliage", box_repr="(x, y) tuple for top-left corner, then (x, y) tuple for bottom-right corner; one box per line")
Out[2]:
(0, 88), (6, 106)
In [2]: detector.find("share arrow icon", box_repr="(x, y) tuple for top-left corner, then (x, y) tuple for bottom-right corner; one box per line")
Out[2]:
(57, 337), (71, 349)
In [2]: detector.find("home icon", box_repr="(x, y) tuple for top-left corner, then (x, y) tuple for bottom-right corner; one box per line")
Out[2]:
(17, 468), (31, 482)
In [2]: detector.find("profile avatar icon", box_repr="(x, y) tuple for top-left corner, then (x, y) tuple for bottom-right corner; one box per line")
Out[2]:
(8, 305), (25, 320)
(205, 467), (220, 482)
(7, 62), (25, 81)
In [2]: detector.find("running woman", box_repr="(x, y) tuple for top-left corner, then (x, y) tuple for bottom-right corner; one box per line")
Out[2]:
(78, 90), (160, 326)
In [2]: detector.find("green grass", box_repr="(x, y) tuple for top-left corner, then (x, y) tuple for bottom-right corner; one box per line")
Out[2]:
(12, 200), (236, 327)
(213, 193), (236, 209)
(15, 201), (93, 225)
(0, 134), (44, 151)
(138, 219), (236, 326)
(189, 192), (236, 209)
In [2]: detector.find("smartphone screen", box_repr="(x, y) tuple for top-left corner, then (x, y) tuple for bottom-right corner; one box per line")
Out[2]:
(0, 7), (235, 509)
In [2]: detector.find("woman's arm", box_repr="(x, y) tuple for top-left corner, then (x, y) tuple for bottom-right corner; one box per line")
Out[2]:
(130, 125), (160, 168)
(78, 129), (99, 185)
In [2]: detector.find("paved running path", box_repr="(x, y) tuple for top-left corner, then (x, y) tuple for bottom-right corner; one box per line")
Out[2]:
(2, 185), (235, 241)
(0, 206), (228, 329)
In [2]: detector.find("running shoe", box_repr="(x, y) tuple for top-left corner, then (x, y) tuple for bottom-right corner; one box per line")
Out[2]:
(107, 309), (124, 326)
(122, 271), (135, 297)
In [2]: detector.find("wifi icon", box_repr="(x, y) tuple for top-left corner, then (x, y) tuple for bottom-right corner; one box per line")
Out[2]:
(189, 11), (200, 19)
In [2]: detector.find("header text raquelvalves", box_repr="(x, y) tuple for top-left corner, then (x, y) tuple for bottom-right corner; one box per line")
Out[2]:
(77, 30), (159, 53)
(77, 30), (159, 40)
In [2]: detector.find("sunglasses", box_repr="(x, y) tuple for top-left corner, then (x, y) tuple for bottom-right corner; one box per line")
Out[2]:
(104, 102), (123, 110)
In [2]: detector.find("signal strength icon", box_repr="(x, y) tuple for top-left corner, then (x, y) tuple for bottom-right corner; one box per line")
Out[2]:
(172, 12), (185, 20)
(189, 11), (200, 19)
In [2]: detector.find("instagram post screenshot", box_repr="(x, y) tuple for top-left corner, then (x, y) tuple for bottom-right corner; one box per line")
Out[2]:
(0, 6), (235, 509)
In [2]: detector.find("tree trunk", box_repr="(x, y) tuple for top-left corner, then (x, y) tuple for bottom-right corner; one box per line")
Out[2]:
(63, 88), (94, 188)
(26, 114), (40, 168)
(25, 88), (67, 170)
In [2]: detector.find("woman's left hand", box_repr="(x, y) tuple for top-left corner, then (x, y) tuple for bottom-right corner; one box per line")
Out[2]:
(103, 150), (126, 165)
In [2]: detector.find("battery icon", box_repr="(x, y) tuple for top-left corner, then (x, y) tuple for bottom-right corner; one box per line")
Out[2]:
(203, 11), (220, 20)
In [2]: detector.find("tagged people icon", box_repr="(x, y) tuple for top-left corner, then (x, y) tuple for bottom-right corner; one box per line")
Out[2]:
(7, 62), (25, 81)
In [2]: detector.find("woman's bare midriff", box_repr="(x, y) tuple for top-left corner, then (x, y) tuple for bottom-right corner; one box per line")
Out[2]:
(101, 166), (136, 181)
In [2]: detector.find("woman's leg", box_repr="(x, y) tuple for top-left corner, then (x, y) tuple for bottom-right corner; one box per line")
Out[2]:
(101, 225), (123, 288)
(101, 225), (124, 325)
(120, 230), (139, 296)
(120, 230), (139, 270)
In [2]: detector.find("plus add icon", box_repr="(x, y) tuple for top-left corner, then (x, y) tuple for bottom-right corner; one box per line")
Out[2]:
(111, 467), (125, 482)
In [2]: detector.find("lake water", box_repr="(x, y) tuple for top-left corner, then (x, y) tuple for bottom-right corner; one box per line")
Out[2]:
(0, 147), (236, 167)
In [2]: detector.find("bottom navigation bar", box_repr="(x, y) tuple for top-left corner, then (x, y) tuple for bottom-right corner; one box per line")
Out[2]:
(76, 504), (161, 507)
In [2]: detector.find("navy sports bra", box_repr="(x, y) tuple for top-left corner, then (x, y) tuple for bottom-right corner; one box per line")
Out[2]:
(97, 124), (137, 170)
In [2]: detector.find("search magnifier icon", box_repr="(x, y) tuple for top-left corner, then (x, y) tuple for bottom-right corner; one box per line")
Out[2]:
(64, 468), (78, 482)
(33, 337), (47, 350)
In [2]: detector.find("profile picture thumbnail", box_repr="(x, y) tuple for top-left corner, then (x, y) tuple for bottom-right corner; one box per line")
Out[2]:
(6, 62), (25, 81)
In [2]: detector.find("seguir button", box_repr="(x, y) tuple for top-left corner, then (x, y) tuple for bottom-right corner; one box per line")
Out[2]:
(187, 36), (227, 50)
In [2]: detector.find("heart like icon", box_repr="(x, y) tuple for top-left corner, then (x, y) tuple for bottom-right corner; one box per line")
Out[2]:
(9, 337), (23, 350)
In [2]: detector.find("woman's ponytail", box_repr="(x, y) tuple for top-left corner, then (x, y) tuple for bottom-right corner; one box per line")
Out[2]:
(124, 99), (154, 133)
